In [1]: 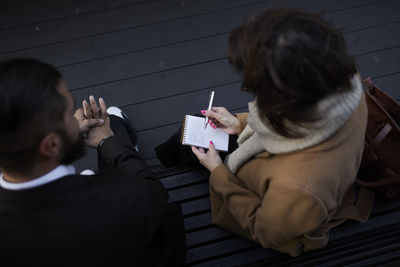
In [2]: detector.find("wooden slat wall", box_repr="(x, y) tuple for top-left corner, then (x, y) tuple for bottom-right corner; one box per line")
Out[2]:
(1, 0), (398, 171)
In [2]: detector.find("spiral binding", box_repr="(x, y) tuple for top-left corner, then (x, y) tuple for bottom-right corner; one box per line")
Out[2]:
(180, 115), (188, 144)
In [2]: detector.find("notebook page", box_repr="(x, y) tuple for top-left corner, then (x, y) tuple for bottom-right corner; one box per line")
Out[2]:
(182, 115), (229, 151)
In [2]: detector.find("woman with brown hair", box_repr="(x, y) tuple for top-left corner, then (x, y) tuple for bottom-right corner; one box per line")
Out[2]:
(191, 8), (367, 256)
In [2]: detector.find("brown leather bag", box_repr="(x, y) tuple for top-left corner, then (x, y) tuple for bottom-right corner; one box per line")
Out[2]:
(357, 77), (400, 201)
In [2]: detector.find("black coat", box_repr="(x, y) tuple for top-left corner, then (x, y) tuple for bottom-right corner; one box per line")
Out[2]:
(0, 134), (186, 267)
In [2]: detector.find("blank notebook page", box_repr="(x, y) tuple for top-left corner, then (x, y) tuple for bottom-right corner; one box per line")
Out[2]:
(181, 115), (229, 151)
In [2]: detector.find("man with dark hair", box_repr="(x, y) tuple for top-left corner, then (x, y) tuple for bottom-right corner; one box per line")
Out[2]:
(0, 58), (185, 266)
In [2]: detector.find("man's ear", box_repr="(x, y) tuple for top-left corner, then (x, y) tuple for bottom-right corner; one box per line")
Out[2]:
(39, 133), (62, 158)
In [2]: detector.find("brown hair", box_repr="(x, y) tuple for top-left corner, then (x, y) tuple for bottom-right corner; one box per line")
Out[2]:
(228, 8), (357, 138)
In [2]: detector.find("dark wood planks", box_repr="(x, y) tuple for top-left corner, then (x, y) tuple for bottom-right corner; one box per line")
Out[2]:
(374, 73), (400, 101)
(1, 0), (398, 169)
(0, 0), (150, 29)
(0, 0), (37, 7)
(186, 210), (400, 265)
(0, 0), (263, 53)
(61, 34), (229, 90)
(0, 0), (387, 63)
(0, 2), (264, 65)
(325, 0), (400, 32)
(357, 47), (400, 82)
(346, 22), (400, 56)
(206, 223), (400, 266)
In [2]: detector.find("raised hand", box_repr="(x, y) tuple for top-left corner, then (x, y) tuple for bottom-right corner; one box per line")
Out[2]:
(74, 108), (104, 134)
(74, 95), (105, 134)
(78, 96), (114, 147)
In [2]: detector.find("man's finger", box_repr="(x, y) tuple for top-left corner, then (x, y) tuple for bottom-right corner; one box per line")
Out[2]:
(99, 97), (107, 118)
(79, 118), (104, 132)
(89, 95), (99, 119)
(86, 118), (104, 128)
(74, 108), (84, 120)
(83, 100), (91, 118)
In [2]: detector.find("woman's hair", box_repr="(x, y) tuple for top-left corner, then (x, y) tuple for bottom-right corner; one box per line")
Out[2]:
(228, 8), (357, 138)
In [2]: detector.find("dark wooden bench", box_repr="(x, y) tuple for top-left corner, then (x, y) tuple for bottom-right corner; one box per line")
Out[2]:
(156, 167), (400, 266)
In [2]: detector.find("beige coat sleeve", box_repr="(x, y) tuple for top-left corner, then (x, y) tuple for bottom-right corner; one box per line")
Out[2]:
(209, 165), (327, 254)
(235, 112), (249, 135)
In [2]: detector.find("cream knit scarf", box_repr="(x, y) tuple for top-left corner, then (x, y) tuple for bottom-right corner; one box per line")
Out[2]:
(225, 75), (363, 173)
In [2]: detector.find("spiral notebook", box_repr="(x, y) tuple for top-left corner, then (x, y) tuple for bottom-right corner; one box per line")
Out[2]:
(181, 115), (229, 151)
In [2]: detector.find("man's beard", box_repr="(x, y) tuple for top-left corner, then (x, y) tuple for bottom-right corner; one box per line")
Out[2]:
(59, 131), (87, 165)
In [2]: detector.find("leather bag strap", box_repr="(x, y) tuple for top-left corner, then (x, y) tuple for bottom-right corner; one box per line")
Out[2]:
(367, 123), (392, 150)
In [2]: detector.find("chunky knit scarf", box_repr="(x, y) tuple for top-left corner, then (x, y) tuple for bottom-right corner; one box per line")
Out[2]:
(225, 75), (363, 173)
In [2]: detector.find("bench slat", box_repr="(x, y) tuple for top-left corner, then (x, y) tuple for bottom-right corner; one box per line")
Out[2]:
(161, 169), (208, 189)
(168, 182), (209, 203)
(193, 247), (279, 267)
(330, 211), (400, 240)
(194, 222), (400, 266)
(180, 197), (210, 216)
(186, 237), (258, 264)
(184, 213), (212, 232)
(186, 226), (232, 247)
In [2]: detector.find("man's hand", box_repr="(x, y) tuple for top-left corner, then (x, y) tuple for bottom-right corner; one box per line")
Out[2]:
(76, 95), (114, 148)
(74, 108), (104, 134)
(191, 141), (223, 172)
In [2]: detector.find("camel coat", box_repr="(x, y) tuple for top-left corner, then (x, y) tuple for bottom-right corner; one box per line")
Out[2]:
(209, 94), (368, 256)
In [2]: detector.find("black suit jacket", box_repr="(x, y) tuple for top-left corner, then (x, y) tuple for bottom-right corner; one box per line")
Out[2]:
(0, 135), (186, 266)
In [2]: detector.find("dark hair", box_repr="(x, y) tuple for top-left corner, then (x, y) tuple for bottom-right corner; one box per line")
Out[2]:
(0, 58), (66, 173)
(228, 8), (357, 138)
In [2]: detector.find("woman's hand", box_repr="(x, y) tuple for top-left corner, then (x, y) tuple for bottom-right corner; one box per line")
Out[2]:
(201, 107), (240, 135)
(191, 141), (223, 172)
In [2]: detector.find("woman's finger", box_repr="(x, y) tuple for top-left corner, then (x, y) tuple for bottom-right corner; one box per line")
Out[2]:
(208, 119), (217, 129)
(191, 146), (201, 158)
(202, 109), (223, 123)
(213, 121), (224, 129)
(211, 107), (227, 114)
(208, 141), (218, 154)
